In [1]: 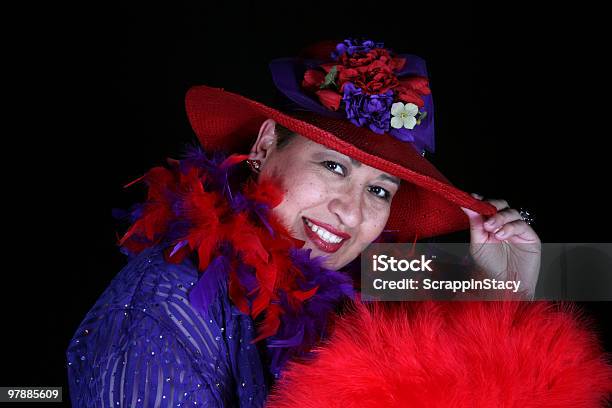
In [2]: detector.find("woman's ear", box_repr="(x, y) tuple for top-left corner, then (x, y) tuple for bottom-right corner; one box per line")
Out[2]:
(249, 119), (278, 163)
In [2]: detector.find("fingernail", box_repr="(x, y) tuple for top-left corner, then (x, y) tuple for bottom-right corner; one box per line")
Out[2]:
(485, 219), (495, 226)
(496, 230), (506, 238)
(472, 193), (483, 200)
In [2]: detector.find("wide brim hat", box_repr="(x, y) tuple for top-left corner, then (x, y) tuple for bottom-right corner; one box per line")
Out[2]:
(185, 42), (496, 241)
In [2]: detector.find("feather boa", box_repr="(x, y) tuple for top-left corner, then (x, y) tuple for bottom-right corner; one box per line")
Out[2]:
(117, 147), (354, 377)
(267, 300), (612, 407)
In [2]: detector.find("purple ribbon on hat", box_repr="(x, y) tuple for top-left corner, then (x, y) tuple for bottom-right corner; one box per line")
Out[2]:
(269, 42), (436, 154)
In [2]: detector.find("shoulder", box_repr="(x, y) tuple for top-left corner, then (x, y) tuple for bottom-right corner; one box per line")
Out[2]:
(67, 247), (227, 363)
(73, 246), (208, 326)
(67, 246), (267, 406)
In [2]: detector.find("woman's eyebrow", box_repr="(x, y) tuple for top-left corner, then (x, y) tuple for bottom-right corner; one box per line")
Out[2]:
(378, 174), (401, 186)
(321, 148), (361, 167)
(322, 149), (400, 185)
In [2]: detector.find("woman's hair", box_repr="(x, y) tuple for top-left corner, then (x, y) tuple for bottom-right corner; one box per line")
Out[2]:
(275, 124), (297, 150)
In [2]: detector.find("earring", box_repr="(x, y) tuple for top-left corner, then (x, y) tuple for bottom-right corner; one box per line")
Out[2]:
(246, 159), (261, 173)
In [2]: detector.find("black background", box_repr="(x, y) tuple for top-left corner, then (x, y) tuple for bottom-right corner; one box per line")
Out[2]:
(4, 0), (610, 398)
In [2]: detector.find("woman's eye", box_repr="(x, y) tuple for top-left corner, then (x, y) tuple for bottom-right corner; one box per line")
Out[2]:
(323, 161), (346, 176)
(368, 185), (390, 201)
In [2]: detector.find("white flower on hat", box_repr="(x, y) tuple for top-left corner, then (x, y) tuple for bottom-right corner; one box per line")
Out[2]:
(390, 102), (419, 130)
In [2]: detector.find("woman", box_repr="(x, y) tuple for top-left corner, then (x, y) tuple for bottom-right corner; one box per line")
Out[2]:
(67, 39), (609, 407)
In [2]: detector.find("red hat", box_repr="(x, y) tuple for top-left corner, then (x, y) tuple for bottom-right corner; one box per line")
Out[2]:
(185, 40), (496, 241)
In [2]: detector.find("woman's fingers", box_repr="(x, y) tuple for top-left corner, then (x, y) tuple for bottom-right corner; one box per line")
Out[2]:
(467, 194), (536, 242)
(465, 194), (536, 243)
(485, 198), (510, 211)
(462, 193), (502, 243)
(461, 194), (488, 240)
(492, 219), (539, 242)
(483, 207), (522, 233)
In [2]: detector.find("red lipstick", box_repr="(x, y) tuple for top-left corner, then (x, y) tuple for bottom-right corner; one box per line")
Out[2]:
(302, 217), (350, 253)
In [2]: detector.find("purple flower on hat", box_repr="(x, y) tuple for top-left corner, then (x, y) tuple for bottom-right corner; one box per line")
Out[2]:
(342, 82), (393, 134)
(331, 38), (385, 60)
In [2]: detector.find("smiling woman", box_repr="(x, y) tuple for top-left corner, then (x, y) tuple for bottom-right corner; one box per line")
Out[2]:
(66, 38), (611, 407)
(250, 120), (401, 270)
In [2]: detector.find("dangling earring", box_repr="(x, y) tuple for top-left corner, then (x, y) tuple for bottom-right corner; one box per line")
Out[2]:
(246, 159), (261, 173)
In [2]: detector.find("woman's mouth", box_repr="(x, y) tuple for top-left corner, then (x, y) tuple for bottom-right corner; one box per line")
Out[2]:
(302, 217), (350, 253)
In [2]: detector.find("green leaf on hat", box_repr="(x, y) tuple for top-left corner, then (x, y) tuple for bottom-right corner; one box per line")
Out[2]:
(416, 111), (427, 125)
(320, 66), (338, 90)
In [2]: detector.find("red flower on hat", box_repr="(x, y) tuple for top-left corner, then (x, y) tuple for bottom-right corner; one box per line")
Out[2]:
(360, 60), (400, 94)
(334, 49), (404, 94)
(302, 70), (343, 110)
(315, 89), (342, 111)
(302, 69), (326, 91)
(339, 48), (405, 72)
(396, 76), (431, 107)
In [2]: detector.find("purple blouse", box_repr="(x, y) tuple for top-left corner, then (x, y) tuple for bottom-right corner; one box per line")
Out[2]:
(67, 246), (269, 407)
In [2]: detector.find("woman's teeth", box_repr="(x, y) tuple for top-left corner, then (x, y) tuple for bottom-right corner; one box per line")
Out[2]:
(304, 218), (344, 244)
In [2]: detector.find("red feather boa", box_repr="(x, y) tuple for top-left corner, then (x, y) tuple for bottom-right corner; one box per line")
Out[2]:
(119, 153), (317, 342)
(267, 300), (612, 407)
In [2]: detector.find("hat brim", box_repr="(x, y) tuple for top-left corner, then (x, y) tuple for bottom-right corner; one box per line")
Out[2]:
(185, 85), (496, 241)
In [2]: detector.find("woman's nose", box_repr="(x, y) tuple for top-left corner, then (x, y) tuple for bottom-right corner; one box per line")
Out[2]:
(328, 187), (364, 229)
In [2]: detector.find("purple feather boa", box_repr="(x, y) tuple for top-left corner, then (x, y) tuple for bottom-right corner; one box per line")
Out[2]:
(266, 247), (355, 378)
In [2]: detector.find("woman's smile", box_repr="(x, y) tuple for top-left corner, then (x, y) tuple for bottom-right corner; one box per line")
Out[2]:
(302, 217), (351, 253)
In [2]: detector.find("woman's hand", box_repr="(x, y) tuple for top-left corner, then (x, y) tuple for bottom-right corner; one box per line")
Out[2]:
(460, 194), (541, 297)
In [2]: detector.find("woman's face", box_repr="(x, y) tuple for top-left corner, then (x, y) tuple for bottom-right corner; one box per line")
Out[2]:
(250, 120), (401, 269)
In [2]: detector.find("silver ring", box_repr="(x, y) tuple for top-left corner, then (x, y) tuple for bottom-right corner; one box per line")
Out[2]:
(518, 208), (534, 225)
